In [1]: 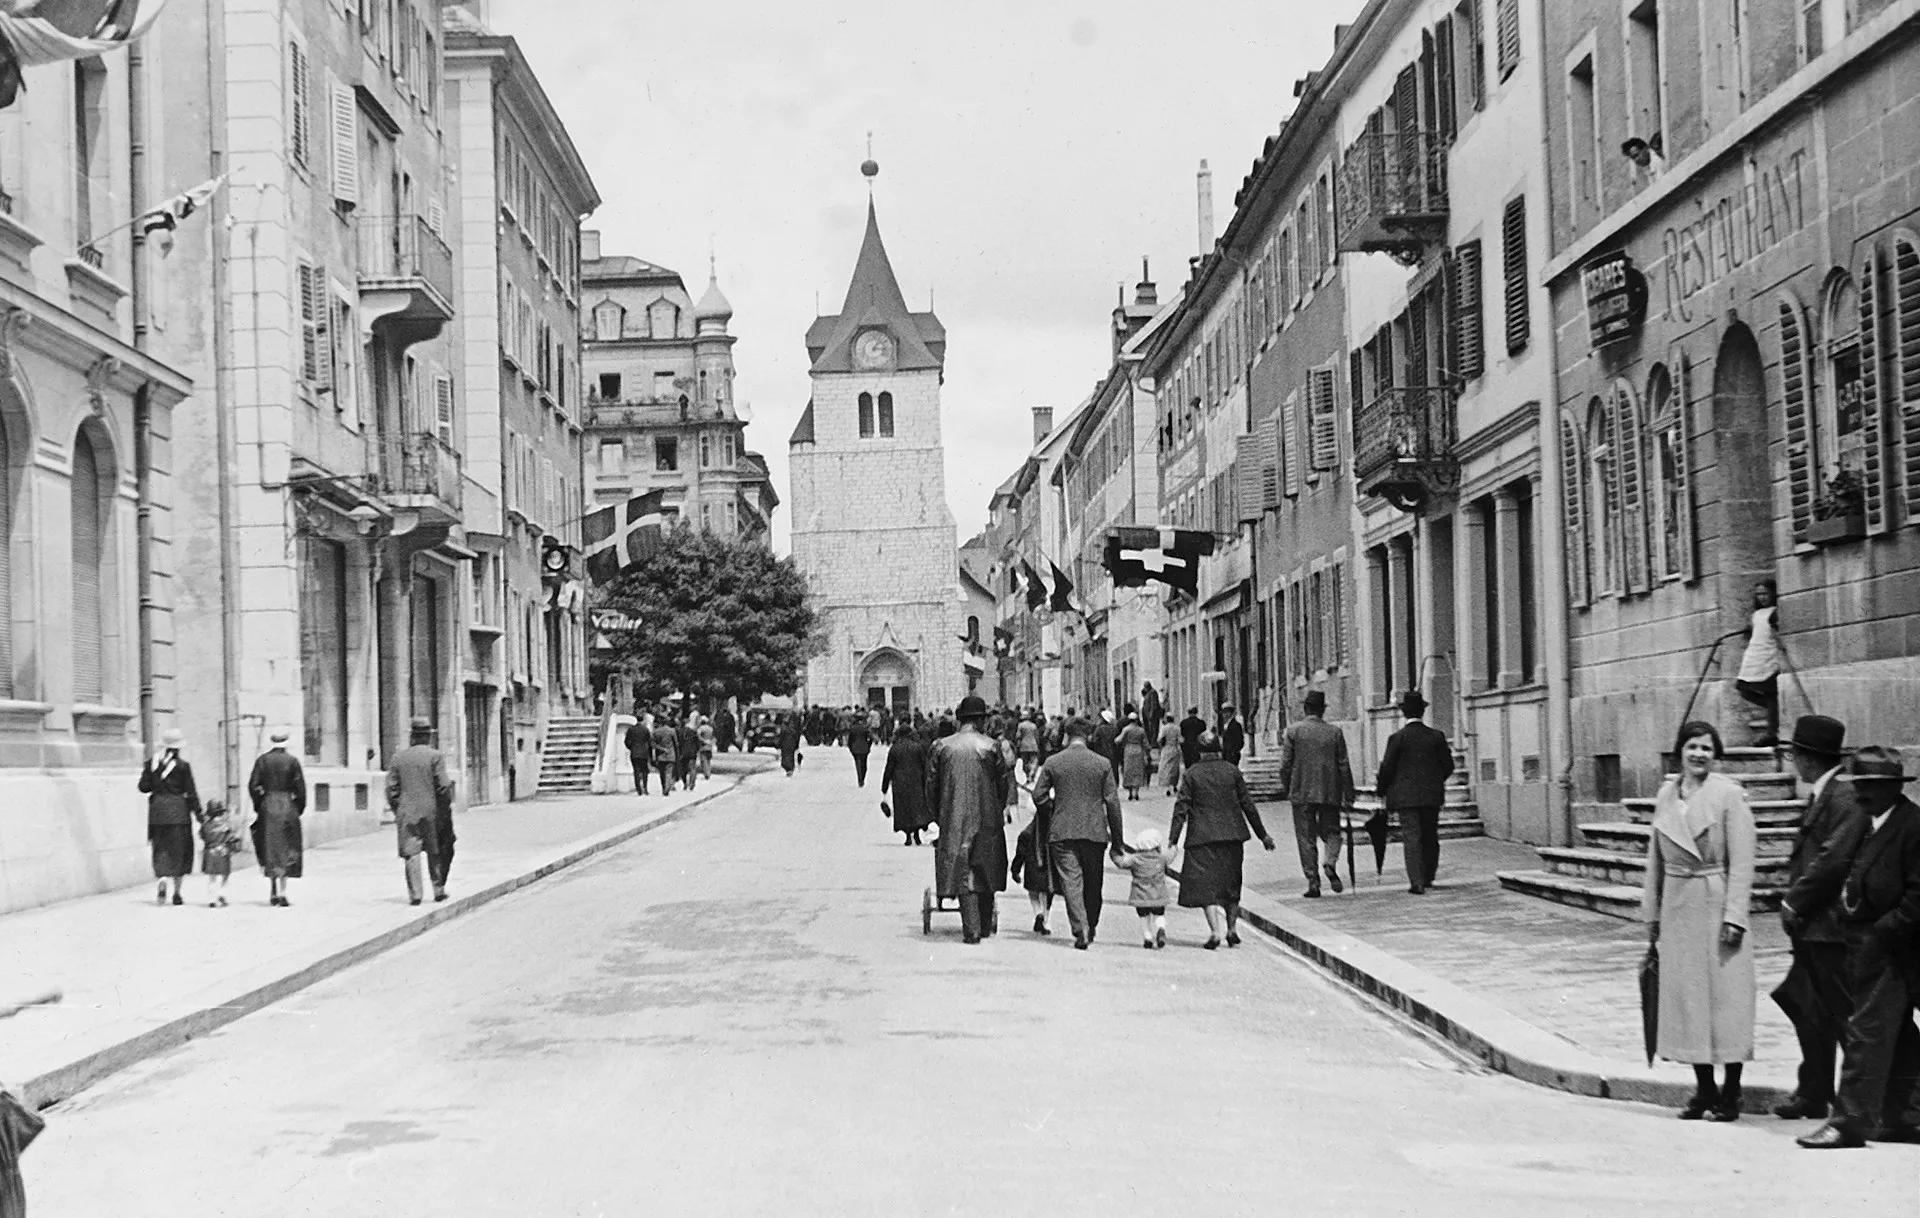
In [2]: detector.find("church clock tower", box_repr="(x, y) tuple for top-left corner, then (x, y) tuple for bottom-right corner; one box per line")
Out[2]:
(787, 178), (963, 713)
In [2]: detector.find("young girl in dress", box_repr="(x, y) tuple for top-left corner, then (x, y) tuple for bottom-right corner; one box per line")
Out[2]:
(198, 800), (242, 907)
(1114, 827), (1172, 949)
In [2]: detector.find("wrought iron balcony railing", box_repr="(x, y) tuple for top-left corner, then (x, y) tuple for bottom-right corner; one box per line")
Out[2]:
(356, 214), (455, 311)
(1352, 385), (1458, 511)
(380, 431), (462, 515)
(1336, 129), (1449, 264)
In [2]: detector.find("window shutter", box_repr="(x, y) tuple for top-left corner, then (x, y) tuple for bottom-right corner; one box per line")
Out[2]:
(330, 79), (359, 206)
(1464, 0), (1486, 110)
(1495, 0), (1520, 81)
(1559, 412), (1589, 606)
(1860, 245), (1890, 535)
(1308, 367), (1339, 470)
(1329, 561), (1346, 668)
(1452, 241), (1485, 379)
(427, 193), (444, 236)
(1501, 197), (1529, 356)
(288, 40), (311, 167)
(435, 373), (454, 446)
(1261, 413), (1282, 508)
(1280, 391), (1301, 497)
(1778, 296), (1815, 545)
(1667, 344), (1699, 582)
(297, 261), (323, 385)
(71, 433), (102, 702)
(1615, 384), (1650, 594)
(1434, 18), (1457, 141)
(1893, 235), (1920, 523)
(1236, 434), (1263, 523)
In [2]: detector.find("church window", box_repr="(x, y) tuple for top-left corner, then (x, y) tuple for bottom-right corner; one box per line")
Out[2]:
(858, 392), (875, 438)
(700, 432), (713, 467)
(878, 392), (895, 437)
(655, 436), (678, 471)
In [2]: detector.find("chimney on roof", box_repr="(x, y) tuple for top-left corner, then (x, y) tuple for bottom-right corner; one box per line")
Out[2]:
(1135, 257), (1157, 307)
(1031, 407), (1053, 446)
(1196, 159), (1215, 254)
(581, 229), (602, 262)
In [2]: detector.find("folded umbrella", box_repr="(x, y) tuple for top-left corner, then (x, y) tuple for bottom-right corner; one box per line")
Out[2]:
(1364, 810), (1392, 875)
(1639, 945), (1661, 1066)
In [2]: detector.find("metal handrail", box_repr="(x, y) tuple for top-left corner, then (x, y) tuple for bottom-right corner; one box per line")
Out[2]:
(1676, 629), (1746, 736)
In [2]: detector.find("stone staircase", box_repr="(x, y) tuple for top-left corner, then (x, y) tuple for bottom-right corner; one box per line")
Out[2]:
(1495, 746), (1795, 919)
(537, 716), (603, 793)
(1241, 750), (1483, 839)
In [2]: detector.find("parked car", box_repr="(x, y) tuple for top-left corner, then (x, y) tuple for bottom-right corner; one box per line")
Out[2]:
(745, 709), (787, 751)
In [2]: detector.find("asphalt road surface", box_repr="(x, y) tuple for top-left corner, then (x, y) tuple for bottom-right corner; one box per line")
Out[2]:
(25, 747), (1913, 1215)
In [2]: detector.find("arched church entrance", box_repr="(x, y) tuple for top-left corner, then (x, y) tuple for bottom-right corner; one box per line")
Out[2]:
(858, 648), (915, 716)
(1708, 324), (1776, 632)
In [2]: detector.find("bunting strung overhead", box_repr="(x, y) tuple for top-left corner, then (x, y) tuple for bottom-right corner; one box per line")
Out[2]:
(0, 0), (174, 108)
(1103, 527), (1216, 595)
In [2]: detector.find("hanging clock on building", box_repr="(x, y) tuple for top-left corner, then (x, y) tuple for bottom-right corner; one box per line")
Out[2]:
(853, 329), (896, 370)
(541, 541), (573, 579)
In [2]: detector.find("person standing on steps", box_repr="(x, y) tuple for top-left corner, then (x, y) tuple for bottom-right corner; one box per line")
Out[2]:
(247, 729), (307, 907)
(927, 695), (1013, 945)
(1376, 691), (1454, 895)
(1734, 579), (1781, 747)
(1276, 690), (1354, 898)
(387, 717), (456, 906)
(846, 714), (873, 787)
(138, 727), (201, 907)
(1775, 714), (1860, 1121)
(1169, 731), (1276, 949)
(1031, 717), (1126, 950)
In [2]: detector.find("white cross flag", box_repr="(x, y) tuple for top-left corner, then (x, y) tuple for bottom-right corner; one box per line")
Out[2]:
(1103, 526), (1216, 595)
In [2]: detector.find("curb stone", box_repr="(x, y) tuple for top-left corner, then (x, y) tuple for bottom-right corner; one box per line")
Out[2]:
(24, 771), (760, 1111)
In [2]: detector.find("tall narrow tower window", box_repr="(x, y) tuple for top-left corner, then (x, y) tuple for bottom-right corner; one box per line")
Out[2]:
(877, 392), (895, 437)
(858, 392), (875, 438)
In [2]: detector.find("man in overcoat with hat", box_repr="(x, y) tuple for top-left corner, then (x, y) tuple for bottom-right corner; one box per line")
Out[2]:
(927, 695), (1013, 944)
(1796, 746), (1920, 1149)
(1276, 689), (1354, 898)
(1376, 690), (1453, 895)
(386, 717), (455, 905)
(1775, 713), (1861, 1119)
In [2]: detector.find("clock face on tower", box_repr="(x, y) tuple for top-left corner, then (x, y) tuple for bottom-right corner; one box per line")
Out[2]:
(853, 329), (896, 370)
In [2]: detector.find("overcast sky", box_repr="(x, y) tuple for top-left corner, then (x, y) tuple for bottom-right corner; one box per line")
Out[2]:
(488, 0), (1367, 550)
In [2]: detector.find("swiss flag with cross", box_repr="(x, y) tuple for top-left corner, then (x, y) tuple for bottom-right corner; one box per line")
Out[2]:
(1103, 527), (1216, 595)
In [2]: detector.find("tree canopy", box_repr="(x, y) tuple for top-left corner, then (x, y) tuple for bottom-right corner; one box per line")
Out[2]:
(595, 528), (821, 705)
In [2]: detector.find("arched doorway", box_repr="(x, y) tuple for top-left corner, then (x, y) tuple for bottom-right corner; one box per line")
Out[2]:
(858, 648), (914, 716)
(1709, 324), (1774, 632)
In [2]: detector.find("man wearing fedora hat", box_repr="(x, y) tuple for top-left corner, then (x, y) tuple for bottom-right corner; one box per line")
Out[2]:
(1277, 689), (1354, 898)
(387, 717), (456, 906)
(1797, 746), (1920, 1149)
(1376, 690), (1454, 895)
(1775, 713), (1861, 1119)
(927, 695), (1014, 945)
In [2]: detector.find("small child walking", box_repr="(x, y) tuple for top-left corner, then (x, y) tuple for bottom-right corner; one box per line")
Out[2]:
(1114, 826), (1171, 949)
(1011, 809), (1054, 936)
(198, 800), (242, 907)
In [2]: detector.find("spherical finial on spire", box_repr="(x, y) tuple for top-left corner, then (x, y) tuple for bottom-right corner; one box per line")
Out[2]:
(861, 130), (878, 180)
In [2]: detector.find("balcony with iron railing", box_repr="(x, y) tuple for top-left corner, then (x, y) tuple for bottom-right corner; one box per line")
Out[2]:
(379, 430), (463, 525)
(1352, 385), (1459, 512)
(1336, 129), (1449, 265)
(356, 214), (455, 332)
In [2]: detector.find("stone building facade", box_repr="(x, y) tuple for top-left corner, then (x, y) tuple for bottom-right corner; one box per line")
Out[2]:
(787, 201), (963, 713)
(1539, 0), (1920, 819)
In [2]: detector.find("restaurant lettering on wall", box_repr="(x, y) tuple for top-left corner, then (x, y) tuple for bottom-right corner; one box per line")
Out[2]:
(1659, 147), (1808, 323)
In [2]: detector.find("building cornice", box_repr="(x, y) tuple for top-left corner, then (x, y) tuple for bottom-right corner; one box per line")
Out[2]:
(0, 288), (192, 406)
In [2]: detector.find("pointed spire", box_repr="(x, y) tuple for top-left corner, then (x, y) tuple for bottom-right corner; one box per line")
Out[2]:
(837, 201), (914, 321)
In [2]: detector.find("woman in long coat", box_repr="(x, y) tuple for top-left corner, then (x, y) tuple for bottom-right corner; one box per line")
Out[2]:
(1643, 720), (1756, 1121)
(881, 726), (934, 844)
(1117, 713), (1151, 799)
(1169, 732), (1276, 948)
(138, 728), (201, 905)
(776, 714), (802, 777)
(1156, 719), (1183, 794)
(248, 729), (308, 907)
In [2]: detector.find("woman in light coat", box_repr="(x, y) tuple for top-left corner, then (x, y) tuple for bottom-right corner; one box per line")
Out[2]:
(1156, 719), (1182, 794)
(1642, 719), (1757, 1121)
(1117, 713), (1151, 800)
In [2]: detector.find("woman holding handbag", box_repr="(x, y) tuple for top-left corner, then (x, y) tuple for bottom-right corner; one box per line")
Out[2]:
(1642, 720), (1758, 1120)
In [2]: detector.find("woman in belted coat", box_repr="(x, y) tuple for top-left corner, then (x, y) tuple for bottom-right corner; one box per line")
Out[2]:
(881, 725), (934, 844)
(1643, 720), (1757, 1121)
(138, 727), (202, 905)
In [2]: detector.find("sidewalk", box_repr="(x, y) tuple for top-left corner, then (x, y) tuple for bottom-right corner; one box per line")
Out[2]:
(1116, 790), (1799, 1109)
(1, 754), (773, 1109)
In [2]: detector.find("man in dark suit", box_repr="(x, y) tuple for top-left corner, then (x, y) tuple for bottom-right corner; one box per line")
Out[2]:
(386, 717), (455, 905)
(1179, 707), (1207, 768)
(1798, 747), (1920, 1149)
(1375, 690), (1453, 895)
(1776, 714), (1860, 1119)
(624, 715), (651, 795)
(1277, 689), (1354, 898)
(1032, 717), (1127, 950)
(1216, 704), (1246, 766)
(845, 714), (873, 787)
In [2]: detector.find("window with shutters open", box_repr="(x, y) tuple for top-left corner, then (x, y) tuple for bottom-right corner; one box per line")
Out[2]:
(1451, 242), (1485, 380)
(1501, 197), (1530, 356)
(1458, 0), (1486, 111)
(1280, 391), (1301, 497)
(330, 77), (359, 207)
(1586, 397), (1618, 594)
(1851, 251), (1892, 535)
(288, 37), (311, 169)
(297, 260), (329, 390)
(1308, 366), (1339, 472)
(1495, 0), (1521, 81)
(331, 285), (357, 423)
(1779, 295), (1816, 544)
(1614, 381), (1651, 594)
(434, 373), (453, 447)
(1895, 233), (1920, 522)
(71, 428), (103, 703)
(1560, 411), (1590, 606)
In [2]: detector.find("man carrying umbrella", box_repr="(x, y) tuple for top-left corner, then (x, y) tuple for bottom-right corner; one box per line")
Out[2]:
(927, 695), (1013, 945)
(1376, 690), (1454, 895)
(1276, 689), (1354, 899)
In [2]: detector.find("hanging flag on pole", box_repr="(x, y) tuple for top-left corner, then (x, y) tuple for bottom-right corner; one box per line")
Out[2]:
(1021, 559), (1048, 612)
(582, 490), (675, 585)
(0, 0), (174, 108)
(992, 626), (1015, 657)
(1103, 527), (1216, 595)
(1048, 561), (1077, 614)
(132, 173), (227, 257)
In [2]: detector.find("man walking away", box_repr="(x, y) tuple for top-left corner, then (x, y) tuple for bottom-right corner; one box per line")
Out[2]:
(676, 715), (701, 790)
(1277, 690), (1353, 898)
(928, 695), (1013, 944)
(652, 715), (680, 794)
(387, 717), (455, 905)
(625, 717), (651, 796)
(1179, 707), (1206, 769)
(846, 714), (873, 787)
(1776, 714), (1859, 1120)
(1032, 717), (1128, 950)
(1376, 691), (1453, 895)
(1797, 747), (1920, 1149)
(1217, 704), (1245, 766)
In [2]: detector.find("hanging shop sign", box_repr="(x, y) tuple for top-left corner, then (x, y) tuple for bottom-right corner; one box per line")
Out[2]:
(1582, 250), (1649, 349)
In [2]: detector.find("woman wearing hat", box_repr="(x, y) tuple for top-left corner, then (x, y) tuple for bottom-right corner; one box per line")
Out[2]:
(247, 729), (308, 907)
(138, 728), (202, 906)
(1117, 711), (1151, 801)
(1169, 730), (1276, 949)
(1643, 719), (1757, 1120)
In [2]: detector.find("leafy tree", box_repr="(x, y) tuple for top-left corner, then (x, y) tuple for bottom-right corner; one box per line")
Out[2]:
(595, 528), (822, 706)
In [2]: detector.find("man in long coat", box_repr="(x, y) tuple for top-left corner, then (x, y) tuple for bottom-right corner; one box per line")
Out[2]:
(1032, 717), (1126, 949)
(624, 717), (652, 796)
(927, 695), (1012, 944)
(386, 717), (455, 905)
(1796, 747), (1920, 1149)
(1179, 706), (1207, 768)
(714, 706), (737, 753)
(1277, 689), (1354, 898)
(846, 714), (874, 788)
(1776, 714), (1860, 1119)
(247, 728), (307, 907)
(1216, 704), (1246, 766)
(1376, 690), (1454, 895)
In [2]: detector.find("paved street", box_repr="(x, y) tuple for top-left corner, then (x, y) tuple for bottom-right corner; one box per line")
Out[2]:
(25, 748), (1914, 1215)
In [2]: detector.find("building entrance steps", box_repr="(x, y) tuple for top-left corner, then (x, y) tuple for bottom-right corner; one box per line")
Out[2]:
(1240, 748), (1483, 840)
(538, 716), (604, 792)
(0, 753), (775, 1110)
(1497, 747), (1798, 918)
(1117, 795), (1800, 1107)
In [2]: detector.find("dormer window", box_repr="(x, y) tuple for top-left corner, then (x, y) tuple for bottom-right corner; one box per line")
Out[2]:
(592, 301), (624, 342)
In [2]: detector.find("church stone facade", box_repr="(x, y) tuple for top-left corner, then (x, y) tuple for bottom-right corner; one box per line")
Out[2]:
(788, 203), (964, 713)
